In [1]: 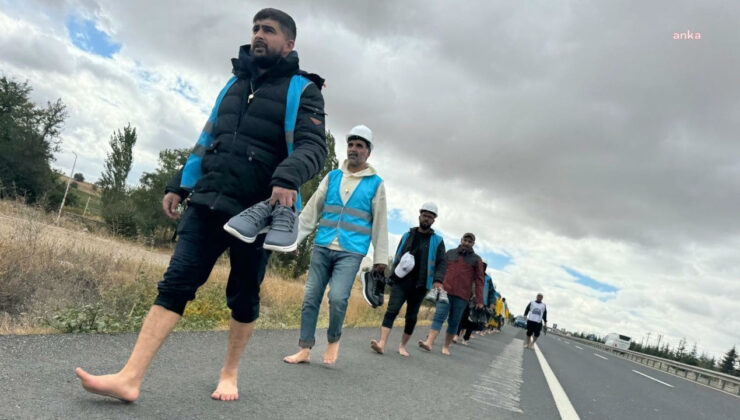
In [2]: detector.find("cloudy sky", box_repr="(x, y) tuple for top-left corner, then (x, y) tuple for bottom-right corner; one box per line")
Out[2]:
(1, 0), (738, 358)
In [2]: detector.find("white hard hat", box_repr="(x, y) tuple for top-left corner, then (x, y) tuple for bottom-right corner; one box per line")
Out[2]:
(347, 125), (374, 150)
(420, 202), (438, 216)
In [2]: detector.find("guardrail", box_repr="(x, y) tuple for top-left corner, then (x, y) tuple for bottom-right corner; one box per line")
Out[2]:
(550, 331), (740, 396)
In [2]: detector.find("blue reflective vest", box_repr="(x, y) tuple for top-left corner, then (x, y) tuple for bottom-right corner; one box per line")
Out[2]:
(393, 230), (444, 290)
(314, 169), (382, 255)
(483, 274), (495, 306)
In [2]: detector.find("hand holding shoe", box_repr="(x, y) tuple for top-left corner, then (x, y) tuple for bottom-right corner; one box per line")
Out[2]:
(269, 186), (297, 207)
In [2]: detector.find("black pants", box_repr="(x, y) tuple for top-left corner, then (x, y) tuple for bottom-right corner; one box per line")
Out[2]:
(381, 282), (427, 335)
(154, 205), (271, 323)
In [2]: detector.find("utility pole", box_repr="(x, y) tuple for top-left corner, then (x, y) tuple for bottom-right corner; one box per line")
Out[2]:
(646, 332), (652, 347)
(82, 196), (91, 217)
(56, 151), (77, 224)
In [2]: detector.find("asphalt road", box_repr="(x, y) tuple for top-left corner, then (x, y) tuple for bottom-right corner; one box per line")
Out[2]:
(536, 334), (740, 419)
(1, 325), (557, 419)
(2, 326), (736, 419)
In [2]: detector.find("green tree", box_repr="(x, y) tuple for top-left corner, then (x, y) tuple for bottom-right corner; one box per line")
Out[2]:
(0, 76), (67, 208)
(130, 148), (189, 242)
(719, 346), (738, 375)
(73, 172), (85, 182)
(99, 124), (137, 237)
(269, 130), (339, 277)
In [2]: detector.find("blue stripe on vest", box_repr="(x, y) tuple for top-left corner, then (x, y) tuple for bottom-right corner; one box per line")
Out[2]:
(285, 75), (312, 211)
(315, 169), (382, 255)
(181, 76), (237, 189)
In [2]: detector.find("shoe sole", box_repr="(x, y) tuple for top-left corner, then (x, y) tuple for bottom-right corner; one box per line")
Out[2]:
(263, 240), (298, 253)
(223, 223), (259, 243)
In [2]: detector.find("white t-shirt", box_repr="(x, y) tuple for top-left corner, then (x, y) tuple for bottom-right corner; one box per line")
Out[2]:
(527, 301), (547, 323)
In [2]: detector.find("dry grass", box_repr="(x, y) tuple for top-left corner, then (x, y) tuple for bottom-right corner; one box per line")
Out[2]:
(0, 199), (430, 335)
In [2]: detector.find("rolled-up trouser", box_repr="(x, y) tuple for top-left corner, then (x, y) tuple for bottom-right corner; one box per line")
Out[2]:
(430, 295), (467, 336)
(154, 204), (271, 323)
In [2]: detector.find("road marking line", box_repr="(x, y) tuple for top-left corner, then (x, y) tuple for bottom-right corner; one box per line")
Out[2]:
(534, 345), (580, 419)
(574, 345), (584, 350)
(593, 353), (608, 360)
(632, 370), (674, 388)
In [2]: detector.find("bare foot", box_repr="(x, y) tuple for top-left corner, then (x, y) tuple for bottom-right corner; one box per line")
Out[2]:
(283, 349), (311, 364)
(398, 346), (409, 357)
(211, 370), (238, 401)
(452, 335), (459, 344)
(323, 342), (340, 365)
(461, 340), (469, 346)
(75, 367), (139, 402)
(418, 340), (431, 352)
(370, 340), (384, 355)
(441, 347), (451, 356)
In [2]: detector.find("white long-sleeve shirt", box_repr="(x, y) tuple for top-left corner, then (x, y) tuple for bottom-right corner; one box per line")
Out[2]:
(297, 160), (389, 265)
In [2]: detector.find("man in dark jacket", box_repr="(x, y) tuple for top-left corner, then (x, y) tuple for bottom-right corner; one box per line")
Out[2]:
(76, 8), (326, 403)
(370, 202), (445, 357)
(418, 233), (484, 356)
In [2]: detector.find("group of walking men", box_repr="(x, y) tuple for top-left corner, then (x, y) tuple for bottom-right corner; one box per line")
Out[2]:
(74, 8), (516, 403)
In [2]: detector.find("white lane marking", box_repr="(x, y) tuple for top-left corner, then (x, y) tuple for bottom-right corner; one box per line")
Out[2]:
(632, 370), (674, 388)
(534, 345), (581, 419)
(563, 340), (570, 345)
(470, 339), (525, 413)
(593, 353), (608, 360)
(574, 345), (584, 350)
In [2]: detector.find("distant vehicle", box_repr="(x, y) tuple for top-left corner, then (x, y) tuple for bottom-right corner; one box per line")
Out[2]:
(604, 333), (631, 350)
(586, 334), (597, 342)
(513, 316), (527, 328)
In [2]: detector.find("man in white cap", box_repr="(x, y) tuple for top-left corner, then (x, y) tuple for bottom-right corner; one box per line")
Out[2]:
(284, 124), (388, 365)
(370, 203), (446, 357)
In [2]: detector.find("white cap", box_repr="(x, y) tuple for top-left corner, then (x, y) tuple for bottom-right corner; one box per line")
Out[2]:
(347, 124), (374, 150)
(420, 202), (438, 217)
(394, 252), (416, 278)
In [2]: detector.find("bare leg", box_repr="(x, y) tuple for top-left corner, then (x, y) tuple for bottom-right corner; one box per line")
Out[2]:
(75, 305), (180, 402)
(524, 335), (531, 348)
(530, 336), (539, 349)
(371, 327), (391, 355)
(398, 333), (411, 357)
(442, 333), (454, 355)
(323, 341), (340, 365)
(419, 330), (439, 352)
(211, 318), (255, 401)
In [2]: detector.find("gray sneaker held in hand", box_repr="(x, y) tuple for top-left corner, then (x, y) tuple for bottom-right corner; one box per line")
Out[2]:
(263, 204), (300, 252)
(223, 199), (273, 243)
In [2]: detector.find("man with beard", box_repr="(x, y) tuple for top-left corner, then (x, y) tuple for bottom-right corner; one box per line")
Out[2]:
(75, 8), (326, 402)
(369, 203), (446, 357)
(284, 125), (388, 366)
(418, 233), (485, 356)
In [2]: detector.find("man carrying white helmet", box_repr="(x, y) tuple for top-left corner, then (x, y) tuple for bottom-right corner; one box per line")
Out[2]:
(284, 124), (388, 366)
(370, 202), (446, 357)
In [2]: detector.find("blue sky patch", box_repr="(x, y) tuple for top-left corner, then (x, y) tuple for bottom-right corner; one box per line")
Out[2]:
(387, 208), (410, 235)
(480, 251), (512, 270)
(173, 77), (199, 103)
(66, 16), (121, 58)
(562, 265), (619, 293)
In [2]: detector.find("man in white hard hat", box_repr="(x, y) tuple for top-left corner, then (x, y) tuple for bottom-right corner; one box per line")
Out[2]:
(370, 202), (446, 357)
(284, 124), (388, 365)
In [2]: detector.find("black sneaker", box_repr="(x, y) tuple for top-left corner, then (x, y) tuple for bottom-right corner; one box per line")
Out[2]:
(361, 271), (384, 308)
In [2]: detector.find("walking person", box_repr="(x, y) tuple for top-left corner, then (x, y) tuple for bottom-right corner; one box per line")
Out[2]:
(369, 203), (445, 357)
(418, 233), (484, 356)
(284, 125), (388, 366)
(524, 293), (547, 349)
(75, 8), (327, 402)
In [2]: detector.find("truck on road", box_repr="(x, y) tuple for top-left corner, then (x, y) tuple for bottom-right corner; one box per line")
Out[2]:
(604, 333), (631, 350)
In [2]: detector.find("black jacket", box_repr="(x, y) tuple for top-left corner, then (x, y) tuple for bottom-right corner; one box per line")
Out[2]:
(166, 45), (326, 215)
(391, 228), (446, 289)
